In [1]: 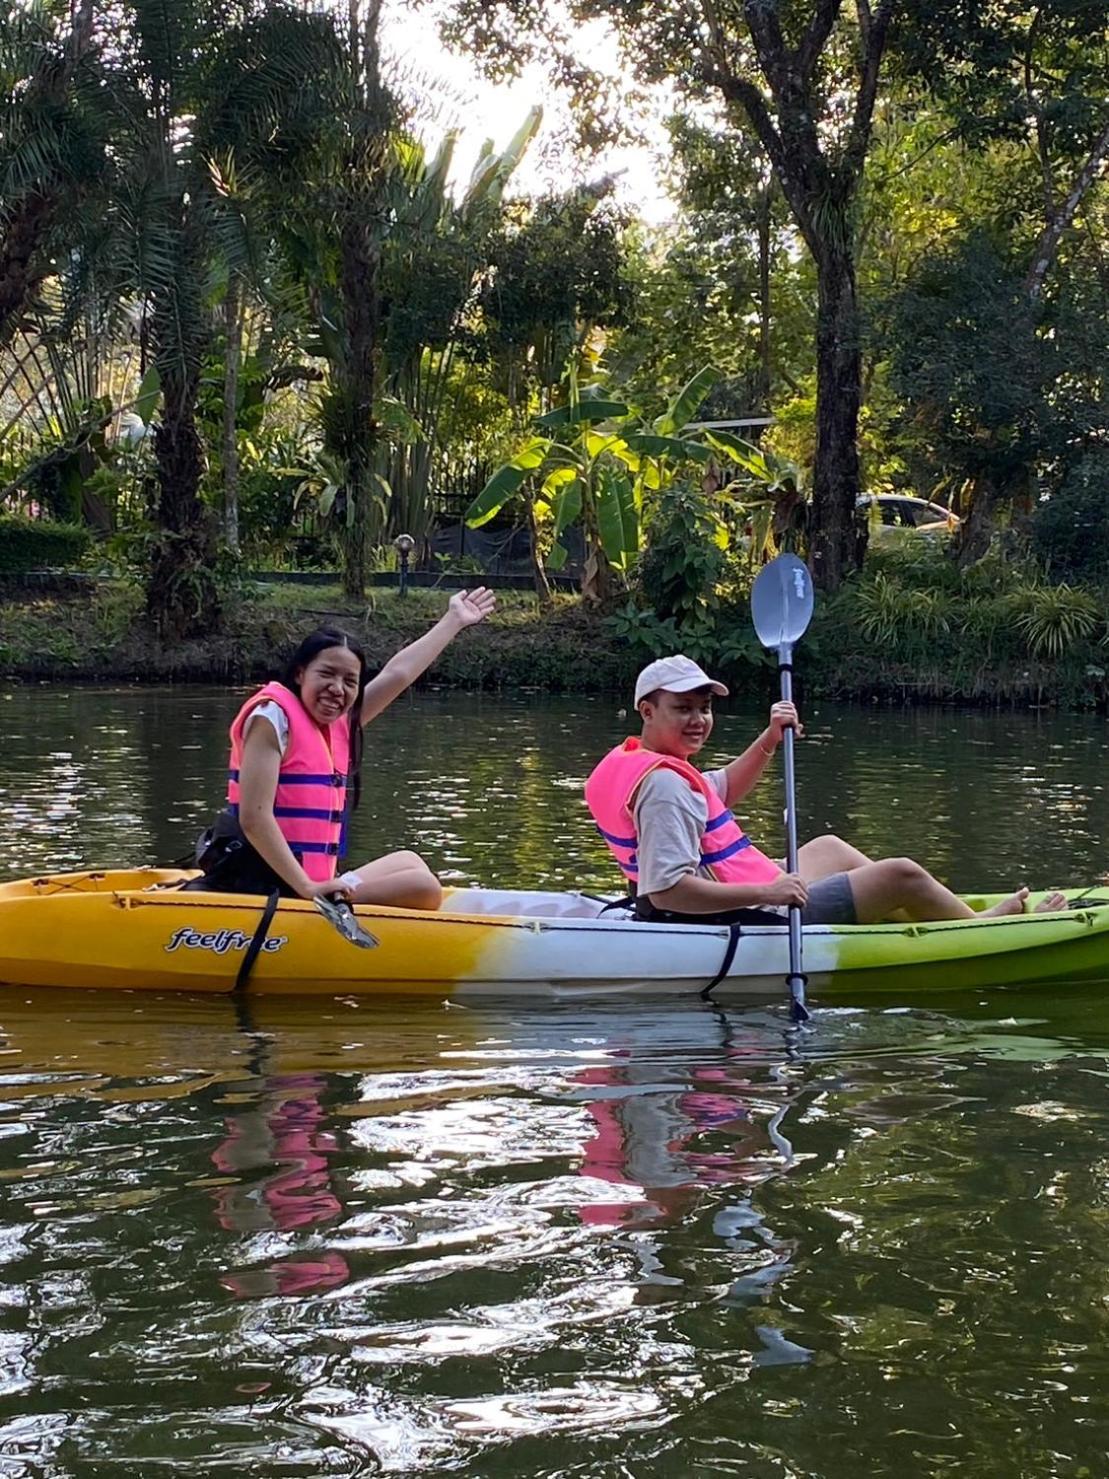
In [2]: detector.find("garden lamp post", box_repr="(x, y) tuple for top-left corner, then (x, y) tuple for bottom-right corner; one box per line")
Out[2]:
(393, 533), (416, 597)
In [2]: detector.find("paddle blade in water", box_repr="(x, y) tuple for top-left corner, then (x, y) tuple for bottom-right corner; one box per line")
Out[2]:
(751, 554), (814, 650)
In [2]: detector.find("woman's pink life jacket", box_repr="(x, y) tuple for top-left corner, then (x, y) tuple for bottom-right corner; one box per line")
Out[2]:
(227, 681), (351, 882)
(584, 736), (781, 891)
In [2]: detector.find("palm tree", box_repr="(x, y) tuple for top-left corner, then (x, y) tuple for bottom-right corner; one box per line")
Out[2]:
(0, 0), (99, 351)
(82, 0), (344, 635)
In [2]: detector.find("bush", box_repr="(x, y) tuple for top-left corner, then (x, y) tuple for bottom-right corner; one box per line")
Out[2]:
(1031, 456), (1109, 583)
(0, 515), (91, 574)
(635, 484), (728, 623)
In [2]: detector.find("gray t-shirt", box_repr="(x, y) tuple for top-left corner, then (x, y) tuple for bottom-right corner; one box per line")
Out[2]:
(633, 766), (736, 896)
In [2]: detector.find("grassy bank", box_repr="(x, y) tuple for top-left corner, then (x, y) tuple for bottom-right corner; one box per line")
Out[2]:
(0, 564), (1105, 708)
(0, 581), (638, 690)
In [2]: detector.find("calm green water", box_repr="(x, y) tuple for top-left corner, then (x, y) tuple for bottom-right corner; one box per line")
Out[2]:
(2, 686), (1109, 1476)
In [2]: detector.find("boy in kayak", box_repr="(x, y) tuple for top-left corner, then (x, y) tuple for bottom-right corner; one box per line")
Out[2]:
(188, 589), (495, 907)
(585, 655), (1066, 925)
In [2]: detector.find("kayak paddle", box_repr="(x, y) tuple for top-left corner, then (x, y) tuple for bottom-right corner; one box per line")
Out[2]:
(751, 552), (814, 1023)
(313, 894), (379, 948)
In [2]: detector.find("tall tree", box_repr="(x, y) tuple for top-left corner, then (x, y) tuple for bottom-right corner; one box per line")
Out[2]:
(274, 0), (400, 599)
(897, 0), (1109, 302)
(439, 0), (897, 591)
(881, 0), (1109, 560)
(614, 115), (799, 417)
(94, 0), (340, 634)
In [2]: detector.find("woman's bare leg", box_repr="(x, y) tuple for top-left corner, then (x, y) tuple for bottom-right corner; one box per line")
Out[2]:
(345, 850), (443, 910)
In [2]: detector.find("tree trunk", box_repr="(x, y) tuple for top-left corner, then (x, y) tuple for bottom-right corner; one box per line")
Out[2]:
(808, 247), (863, 593)
(145, 199), (218, 639)
(953, 471), (1000, 568)
(148, 357), (219, 638)
(336, 218), (380, 602)
(222, 276), (243, 553)
(579, 496), (619, 609)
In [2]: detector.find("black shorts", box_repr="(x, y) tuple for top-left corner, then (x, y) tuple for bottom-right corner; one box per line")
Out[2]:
(635, 872), (857, 927)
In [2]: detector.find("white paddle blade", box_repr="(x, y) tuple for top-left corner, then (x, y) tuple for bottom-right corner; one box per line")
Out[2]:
(751, 553), (814, 650)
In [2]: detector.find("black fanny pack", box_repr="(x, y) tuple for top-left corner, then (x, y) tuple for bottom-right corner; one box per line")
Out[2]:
(186, 808), (295, 897)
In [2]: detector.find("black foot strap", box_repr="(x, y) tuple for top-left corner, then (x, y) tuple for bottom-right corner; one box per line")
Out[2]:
(234, 889), (281, 993)
(700, 922), (743, 1000)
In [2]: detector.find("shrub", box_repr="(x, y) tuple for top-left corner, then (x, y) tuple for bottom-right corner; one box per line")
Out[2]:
(0, 515), (91, 574)
(635, 484), (728, 623)
(1004, 581), (1103, 659)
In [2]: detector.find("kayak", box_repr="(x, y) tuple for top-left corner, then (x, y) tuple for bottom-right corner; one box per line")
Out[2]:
(2, 868), (1109, 998)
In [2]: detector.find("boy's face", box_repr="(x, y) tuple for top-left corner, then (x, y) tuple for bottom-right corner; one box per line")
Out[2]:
(639, 688), (715, 758)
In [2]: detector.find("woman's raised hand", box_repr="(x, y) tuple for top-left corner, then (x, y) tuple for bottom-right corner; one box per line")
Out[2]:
(448, 587), (496, 628)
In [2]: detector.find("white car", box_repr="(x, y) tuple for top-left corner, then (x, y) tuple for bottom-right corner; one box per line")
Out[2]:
(857, 494), (960, 537)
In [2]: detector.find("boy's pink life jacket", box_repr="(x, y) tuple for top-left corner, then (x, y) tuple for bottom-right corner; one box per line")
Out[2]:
(583, 736), (781, 889)
(227, 681), (351, 882)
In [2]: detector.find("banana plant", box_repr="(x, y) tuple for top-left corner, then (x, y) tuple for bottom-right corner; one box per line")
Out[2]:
(699, 428), (809, 562)
(465, 365), (721, 604)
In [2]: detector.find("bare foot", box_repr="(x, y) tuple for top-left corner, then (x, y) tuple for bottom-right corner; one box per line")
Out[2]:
(981, 887), (1030, 918)
(1033, 890), (1067, 913)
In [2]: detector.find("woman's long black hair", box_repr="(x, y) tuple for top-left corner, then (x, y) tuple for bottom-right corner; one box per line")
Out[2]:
(281, 627), (368, 813)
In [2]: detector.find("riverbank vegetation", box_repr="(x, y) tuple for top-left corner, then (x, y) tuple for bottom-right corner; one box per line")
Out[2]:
(1, 1), (1107, 705)
(4, 536), (1107, 708)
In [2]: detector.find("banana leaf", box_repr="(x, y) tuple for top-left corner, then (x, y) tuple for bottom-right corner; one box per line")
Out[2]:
(622, 432), (712, 462)
(551, 477), (582, 537)
(595, 464), (638, 569)
(466, 438), (549, 528)
(654, 366), (720, 437)
(536, 399), (629, 428)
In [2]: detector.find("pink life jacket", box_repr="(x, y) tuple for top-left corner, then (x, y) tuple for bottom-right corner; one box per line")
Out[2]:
(227, 681), (351, 882)
(584, 736), (781, 889)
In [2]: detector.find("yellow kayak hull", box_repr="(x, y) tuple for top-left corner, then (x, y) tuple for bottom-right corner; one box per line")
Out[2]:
(2, 868), (1109, 999)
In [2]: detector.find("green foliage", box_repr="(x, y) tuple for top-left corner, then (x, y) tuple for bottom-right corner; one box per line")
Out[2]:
(0, 516), (90, 573)
(480, 191), (633, 392)
(853, 574), (957, 651)
(466, 365), (725, 599)
(1005, 582), (1103, 660)
(1031, 456), (1109, 583)
(822, 543), (1108, 694)
(882, 234), (1051, 486)
(603, 598), (768, 678)
(635, 485), (728, 623)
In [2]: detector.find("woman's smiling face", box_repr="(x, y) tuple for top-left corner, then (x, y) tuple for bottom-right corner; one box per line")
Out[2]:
(295, 645), (362, 725)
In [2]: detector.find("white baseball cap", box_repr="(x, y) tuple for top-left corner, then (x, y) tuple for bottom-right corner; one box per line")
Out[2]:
(634, 654), (729, 706)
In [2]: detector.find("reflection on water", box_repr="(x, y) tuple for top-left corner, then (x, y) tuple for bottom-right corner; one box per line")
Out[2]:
(3, 688), (1109, 1473)
(2, 991), (1109, 1474)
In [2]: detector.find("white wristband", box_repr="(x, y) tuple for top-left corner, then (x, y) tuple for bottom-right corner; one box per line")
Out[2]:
(338, 870), (362, 889)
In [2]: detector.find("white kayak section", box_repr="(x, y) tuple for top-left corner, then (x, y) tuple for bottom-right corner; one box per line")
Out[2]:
(438, 887), (822, 997)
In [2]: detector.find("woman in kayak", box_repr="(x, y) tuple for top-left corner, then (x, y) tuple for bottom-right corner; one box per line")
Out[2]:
(189, 588), (495, 907)
(586, 654), (1068, 925)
